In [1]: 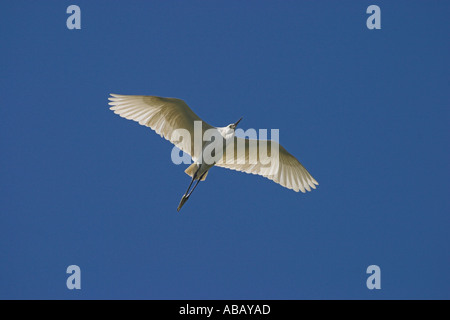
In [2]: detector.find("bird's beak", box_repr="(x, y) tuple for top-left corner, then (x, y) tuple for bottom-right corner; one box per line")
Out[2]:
(234, 117), (243, 128)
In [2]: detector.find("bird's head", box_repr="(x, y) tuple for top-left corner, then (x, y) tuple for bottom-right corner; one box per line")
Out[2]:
(220, 117), (243, 140)
(228, 117), (243, 130)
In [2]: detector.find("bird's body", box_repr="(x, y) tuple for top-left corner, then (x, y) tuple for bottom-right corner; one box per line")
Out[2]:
(109, 94), (318, 211)
(183, 127), (230, 182)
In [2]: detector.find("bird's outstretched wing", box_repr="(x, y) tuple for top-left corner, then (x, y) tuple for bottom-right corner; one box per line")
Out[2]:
(108, 94), (213, 159)
(216, 137), (318, 193)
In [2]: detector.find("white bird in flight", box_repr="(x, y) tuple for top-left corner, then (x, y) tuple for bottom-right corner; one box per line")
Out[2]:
(108, 94), (318, 211)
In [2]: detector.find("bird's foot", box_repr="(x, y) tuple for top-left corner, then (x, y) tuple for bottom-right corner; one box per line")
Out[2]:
(177, 194), (189, 212)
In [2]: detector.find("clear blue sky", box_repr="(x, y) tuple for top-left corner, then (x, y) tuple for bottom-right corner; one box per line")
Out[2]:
(1, 1), (449, 299)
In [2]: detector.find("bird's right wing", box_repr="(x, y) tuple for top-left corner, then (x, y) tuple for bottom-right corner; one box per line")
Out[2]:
(108, 94), (214, 160)
(216, 137), (318, 193)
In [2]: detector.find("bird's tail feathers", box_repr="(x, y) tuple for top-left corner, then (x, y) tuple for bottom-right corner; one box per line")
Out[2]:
(185, 163), (208, 181)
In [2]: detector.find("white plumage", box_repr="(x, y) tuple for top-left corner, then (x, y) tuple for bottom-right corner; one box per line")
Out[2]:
(109, 94), (318, 210)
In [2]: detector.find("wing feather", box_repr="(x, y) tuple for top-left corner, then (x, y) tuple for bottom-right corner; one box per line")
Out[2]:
(216, 137), (318, 192)
(108, 94), (213, 160)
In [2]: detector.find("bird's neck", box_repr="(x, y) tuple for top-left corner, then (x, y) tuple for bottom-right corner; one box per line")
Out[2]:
(218, 127), (235, 141)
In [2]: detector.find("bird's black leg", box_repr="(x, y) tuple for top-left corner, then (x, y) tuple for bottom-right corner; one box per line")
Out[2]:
(183, 170), (198, 197)
(177, 170), (206, 212)
(178, 166), (200, 211)
(186, 171), (206, 198)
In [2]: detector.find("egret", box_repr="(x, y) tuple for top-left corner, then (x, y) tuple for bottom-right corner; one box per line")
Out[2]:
(108, 94), (318, 211)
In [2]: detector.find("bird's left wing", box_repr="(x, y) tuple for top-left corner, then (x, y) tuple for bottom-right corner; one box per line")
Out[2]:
(108, 94), (213, 159)
(216, 137), (318, 193)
